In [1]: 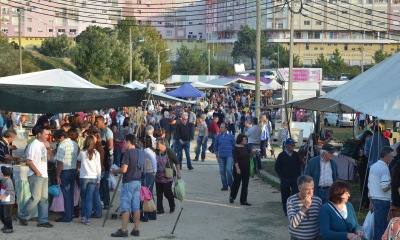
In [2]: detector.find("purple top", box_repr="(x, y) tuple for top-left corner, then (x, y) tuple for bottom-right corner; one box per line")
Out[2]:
(155, 153), (173, 183)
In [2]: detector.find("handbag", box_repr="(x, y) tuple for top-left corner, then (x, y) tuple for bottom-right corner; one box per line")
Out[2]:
(327, 202), (351, 232)
(48, 185), (60, 197)
(162, 153), (173, 179)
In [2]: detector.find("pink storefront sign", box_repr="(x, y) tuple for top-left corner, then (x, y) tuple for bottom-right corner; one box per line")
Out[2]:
(278, 68), (322, 82)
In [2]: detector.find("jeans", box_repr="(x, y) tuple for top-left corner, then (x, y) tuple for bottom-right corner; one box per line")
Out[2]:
(59, 169), (76, 221)
(208, 133), (216, 153)
(372, 199), (390, 240)
(177, 140), (192, 169)
(218, 156), (233, 188)
(92, 188), (102, 217)
(19, 175), (49, 224)
(114, 149), (122, 167)
(100, 171), (110, 206)
(195, 136), (208, 161)
(80, 178), (97, 220)
(317, 188), (329, 204)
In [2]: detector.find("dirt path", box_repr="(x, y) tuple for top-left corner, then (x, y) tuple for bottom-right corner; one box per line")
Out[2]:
(8, 149), (289, 240)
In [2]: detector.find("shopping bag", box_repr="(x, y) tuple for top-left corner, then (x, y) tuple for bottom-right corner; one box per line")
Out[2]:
(142, 200), (156, 213)
(48, 185), (60, 197)
(362, 210), (374, 240)
(140, 186), (152, 202)
(108, 174), (117, 190)
(49, 190), (64, 212)
(249, 157), (255, 178)
(174, 179), (185, 201)
(74, 181), (80, 206)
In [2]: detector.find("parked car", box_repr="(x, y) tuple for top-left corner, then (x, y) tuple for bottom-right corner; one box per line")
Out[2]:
(264, 71), (277, 80)
(340, 73), (348, 80)
(324, 113), (355, 127)
(327, 75), (336, 81)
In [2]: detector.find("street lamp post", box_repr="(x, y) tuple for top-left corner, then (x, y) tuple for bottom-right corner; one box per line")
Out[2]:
(158, 48), (170, 84)
(129, 27), (144, 83)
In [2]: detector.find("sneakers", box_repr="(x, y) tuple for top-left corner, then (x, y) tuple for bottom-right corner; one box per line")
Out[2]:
(37, 222), (54, 228)
(111, 229), (128, 238)
(229, 197), (234, 204)
(84, 219), (90, 226)
(241, 202), (251, 206)
(17, 215), (28, 226)
(3, 228), (13, 233)
(188, 166), (194, 170)
(81, 217), (86, 223)
(221, 187), (228, 191)
(131, 229), (140, 236)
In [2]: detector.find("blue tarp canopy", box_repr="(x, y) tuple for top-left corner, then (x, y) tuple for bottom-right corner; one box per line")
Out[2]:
(165, 83), (205, 98)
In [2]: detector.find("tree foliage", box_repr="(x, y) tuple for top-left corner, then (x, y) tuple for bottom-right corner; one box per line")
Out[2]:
(231, 25), (269, 69)
(267, 44), (302, 68)
(372, 49), (391, 64)
(38, 34), (74, 57)
(0, 36), (19, 77)
(328, 48), (345, 80)
(173, 45), (207, 74)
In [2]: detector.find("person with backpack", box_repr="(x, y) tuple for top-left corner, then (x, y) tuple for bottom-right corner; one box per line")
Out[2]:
(111, 134), (143, 237)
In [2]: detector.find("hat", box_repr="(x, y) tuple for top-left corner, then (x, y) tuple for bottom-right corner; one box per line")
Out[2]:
(285, 138), (296, 145)
(322, 143), (336, 154)
(1, 166), (12, 176)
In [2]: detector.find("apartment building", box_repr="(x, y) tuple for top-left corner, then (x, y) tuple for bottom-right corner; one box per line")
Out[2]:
(0, 0), (122, 48)
(206, 0), (400, 67)
(121, 0), (207, 59)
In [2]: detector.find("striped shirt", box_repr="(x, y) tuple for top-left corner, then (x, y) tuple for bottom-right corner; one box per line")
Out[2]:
(56, 138), (79, 170)
(214, 132), (236, 158)
(368, 160), (391, 201)
(287, 194), (322, 240)
(319, 158), (333, 187)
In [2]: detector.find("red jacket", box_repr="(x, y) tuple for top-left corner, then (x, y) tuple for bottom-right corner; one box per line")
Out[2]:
(208, 121), (220, 134)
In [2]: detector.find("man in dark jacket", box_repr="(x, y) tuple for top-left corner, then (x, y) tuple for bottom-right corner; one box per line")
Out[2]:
(275, 138), (302, 216)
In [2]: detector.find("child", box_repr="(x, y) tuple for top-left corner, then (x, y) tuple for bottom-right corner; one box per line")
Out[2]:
(0, 166), (15, 233)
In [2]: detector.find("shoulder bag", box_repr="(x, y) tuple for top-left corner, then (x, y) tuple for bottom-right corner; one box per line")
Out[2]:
(327, 202), (351, 233)
(162, 152), (173, 179)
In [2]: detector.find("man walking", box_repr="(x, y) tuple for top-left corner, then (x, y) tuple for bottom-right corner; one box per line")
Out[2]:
(208, 116), (220, 153)
(111, 134), (142, 237)
(175, 113), (194, 170)
(304, 143), (338, 203)
(54, 130), (79, 222)
(287, 175), (322, 240)
(275, 138), (302, 216)
(215, 123), (236, 191)
(368, 146), (394, 240)
(17, 126), (53, 228)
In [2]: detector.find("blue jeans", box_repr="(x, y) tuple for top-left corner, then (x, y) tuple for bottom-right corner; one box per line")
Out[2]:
(92, 188), (102, 217)
(195, 136), (208, 160)
(218, 156), (233, 188)
(19, 175), (49, 224)
(177, 140), (192, 169)
(372, 199), (390, 240)
(114, 149), (122, 167)
(100, 171), (110, 206)
(208, 133), (216, 153)
(317, 188), (329, 204)
(60, 169), (76, 221)
(80, 178), (97, 220)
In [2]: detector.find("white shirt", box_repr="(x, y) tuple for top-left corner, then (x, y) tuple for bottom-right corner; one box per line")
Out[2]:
(368, 160), (391, 201)
(319, 158), (333, 187)
(78, 150), (101, 183)
(26, 139), (48, 178)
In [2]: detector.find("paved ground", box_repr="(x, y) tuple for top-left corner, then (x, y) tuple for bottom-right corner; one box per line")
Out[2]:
(8, 146), (289, 240)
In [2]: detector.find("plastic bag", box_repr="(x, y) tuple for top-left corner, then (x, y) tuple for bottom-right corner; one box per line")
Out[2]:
(49, 189), (64, 212)
(142, 200), (156, 213)
(109, 174), (117, 190)
(74, 181), (80, 206)
(140, 186), (152, 202)
(362, 210), (374, 240)
(174, 179), (185, 201)
(249, 157), (254, 178)
(48, 185), (60, 197)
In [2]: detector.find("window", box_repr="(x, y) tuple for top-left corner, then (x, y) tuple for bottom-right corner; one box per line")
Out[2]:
(102, 10), (106, 14)
(137, 0), (141, 3)
(306, 43), (309, 50)
(315, 32), (320, 39)
(316, 20), (322, 25)
(366, 9), (372, 15)
(304, 20), (310, 25)
(49, 29), (53, 32)
(27, 18), (32, 22)
(166, 30), (172, 36)
(366, 21), (372, 25)
(38, 28), (43, 32)
(177, 30), (184, 37)
(342, 11), (348, 14)
(188, 32), (193, 35)
(2, 7), (9, 14)
(137, 10), (141, 14)
(294, 31), (301, 39)
(344, 44), (348, 51)
(314, 47), (318, 50)
(158, 21), (162, 24)
(188, 21), (193, 25)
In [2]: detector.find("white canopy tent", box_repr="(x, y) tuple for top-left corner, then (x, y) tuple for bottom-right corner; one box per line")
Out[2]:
(190, 81), (227, 89)
(165, 75), (219, 84)
(322, 51), (400, 120)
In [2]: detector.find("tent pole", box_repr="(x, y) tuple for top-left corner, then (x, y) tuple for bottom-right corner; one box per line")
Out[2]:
(285, 103), (292, 138)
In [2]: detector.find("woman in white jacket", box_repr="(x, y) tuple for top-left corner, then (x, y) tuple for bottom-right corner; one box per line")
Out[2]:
(77, 136), (101, 225)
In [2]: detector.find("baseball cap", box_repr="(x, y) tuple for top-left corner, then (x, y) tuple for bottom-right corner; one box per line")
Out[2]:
(285, 138), (296, 145)
(322, 143), (336, 154)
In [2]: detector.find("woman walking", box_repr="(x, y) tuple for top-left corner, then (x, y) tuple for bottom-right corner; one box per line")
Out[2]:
(229, 134), (256, 206)
(77, 136), (102, 225)
(194, 117), (208, 162)
(154, 138), (181, 214)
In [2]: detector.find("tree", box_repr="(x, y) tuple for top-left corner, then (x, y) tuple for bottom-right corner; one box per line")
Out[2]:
(173, 45), (207, 75)
(372, 49), (391, 64)
(37, 34), (74, 57)
(314, 53), (330, 75)
(0, 36), (19, 77)
(231, 25), (268, 69)
(328, 48), (345, 80)
(211, 60), (236, 76)
(267, 44), (302, 68)
(70, 26), (115, 80)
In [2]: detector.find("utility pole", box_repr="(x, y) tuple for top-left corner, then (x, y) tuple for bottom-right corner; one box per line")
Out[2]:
(255, 0), (261, 119)
(18, 9), (22, 74)
(360, 46), (364, 73)
(129, 27), (132, 82)
(208, 48), (211, 81)
(288, 0), (294, 102)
